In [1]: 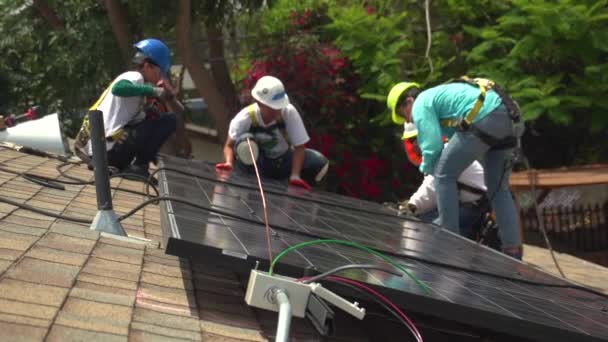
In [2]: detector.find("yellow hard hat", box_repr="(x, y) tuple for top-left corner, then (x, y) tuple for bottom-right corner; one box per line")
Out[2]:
(387, 82), (421, 125)
(401, 122), (418, 139)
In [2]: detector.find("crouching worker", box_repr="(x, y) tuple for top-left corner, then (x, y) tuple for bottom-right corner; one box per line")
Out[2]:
(216, 76), (328, 190)
(74, 38), (182, 179)
(398, 123), (493, 243)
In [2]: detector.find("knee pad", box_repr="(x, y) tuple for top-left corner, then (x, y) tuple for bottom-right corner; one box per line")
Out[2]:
(315, 159), (329, 182)
(235, 138), (259, 166)
(303, 149), (329, 182)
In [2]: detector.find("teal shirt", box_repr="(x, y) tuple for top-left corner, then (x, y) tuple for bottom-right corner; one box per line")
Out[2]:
(412, 83), (502, 174)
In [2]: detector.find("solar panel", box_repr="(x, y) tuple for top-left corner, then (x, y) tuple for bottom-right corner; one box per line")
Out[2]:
(158, 155), (608, 342)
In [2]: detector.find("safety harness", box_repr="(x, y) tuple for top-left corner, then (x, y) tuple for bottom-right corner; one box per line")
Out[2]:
(247, 104), (290, 143)
(440, 76), (522, 150)
(73, 82), (117, 164)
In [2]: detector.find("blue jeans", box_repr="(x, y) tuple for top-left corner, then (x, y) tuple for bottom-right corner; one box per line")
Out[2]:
(419, 202), (482, 239)
(434, 106), (522, 249)
(107, 113), (177, 170)
(234, 134), (328, 183)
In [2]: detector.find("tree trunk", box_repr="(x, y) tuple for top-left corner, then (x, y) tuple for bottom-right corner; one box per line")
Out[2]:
(32, 0), (64, 30)
(103, 0), (132, 67)
(206, 24), (240, 114)
(176, 0), (229, 143)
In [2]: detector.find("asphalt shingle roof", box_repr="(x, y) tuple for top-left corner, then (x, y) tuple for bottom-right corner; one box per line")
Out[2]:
(0, 147), (275, 341)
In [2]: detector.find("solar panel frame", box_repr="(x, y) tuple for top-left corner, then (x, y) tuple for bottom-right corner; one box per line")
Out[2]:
(158, 156), (608, 342)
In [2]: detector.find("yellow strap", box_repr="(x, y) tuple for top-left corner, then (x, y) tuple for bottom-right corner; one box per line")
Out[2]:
(440, 76), (492, 127)
(464, 83), (486, 124)
(247, 104), (289, 143)
(89, 83), (114, 110)
(462, 76), (486, 125)
(78, 81), (116, 136)
(247, 104), (258, 126)
(440, 118), (460, 128)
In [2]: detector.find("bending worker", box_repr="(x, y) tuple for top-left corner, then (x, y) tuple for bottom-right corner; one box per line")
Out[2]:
(399, 122), (488, 241)
(216, 76), (329, 190)
(387, 79), (524, 259)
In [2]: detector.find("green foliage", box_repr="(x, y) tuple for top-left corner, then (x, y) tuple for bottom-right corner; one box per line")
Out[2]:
(325, 6), (411, 102)
(466, 0), (608, 130)
(0, 0), (123, 136)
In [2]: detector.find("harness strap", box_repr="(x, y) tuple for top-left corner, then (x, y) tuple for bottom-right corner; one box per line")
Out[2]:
(460, 76), (489, 125)
(457, 181), (486, 196)
(247, 104), (290, 143)
(470, 125), (518, 150)
(440, 76), (521, 150)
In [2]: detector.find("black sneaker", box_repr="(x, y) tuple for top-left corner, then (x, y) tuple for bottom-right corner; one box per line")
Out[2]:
(120, 164), (158, 186)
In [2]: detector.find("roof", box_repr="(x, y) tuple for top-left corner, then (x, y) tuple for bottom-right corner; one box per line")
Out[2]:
(510, 164), (608, 189)
(0, 146), (606, 341)
(0, 147), (271, 341)
(523, 245), (608, 295)
(0, 147), (384, 341)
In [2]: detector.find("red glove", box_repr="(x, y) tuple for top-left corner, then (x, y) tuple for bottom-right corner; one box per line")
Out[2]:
(289, 176), (311, 190)
(215, 162), (233, 171)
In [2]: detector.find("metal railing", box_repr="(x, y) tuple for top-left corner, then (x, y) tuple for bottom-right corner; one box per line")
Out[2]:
(521, 202), (608, 265)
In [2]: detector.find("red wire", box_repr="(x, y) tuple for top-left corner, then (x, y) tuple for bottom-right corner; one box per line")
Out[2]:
(247, 137), (274, 263)
(327, 276), (423, 342)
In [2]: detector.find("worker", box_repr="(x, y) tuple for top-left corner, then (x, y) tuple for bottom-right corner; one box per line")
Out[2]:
(399, 122), (489, 240)
(387, 79), (524, 259)
(216, 76), (329, 190)
(74, 38), (186, 179)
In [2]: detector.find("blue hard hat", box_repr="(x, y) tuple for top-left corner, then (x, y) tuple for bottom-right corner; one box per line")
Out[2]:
(133, 38), (171, 75)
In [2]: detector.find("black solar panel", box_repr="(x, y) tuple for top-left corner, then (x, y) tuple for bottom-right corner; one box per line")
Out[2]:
(158, 155), (608, 342)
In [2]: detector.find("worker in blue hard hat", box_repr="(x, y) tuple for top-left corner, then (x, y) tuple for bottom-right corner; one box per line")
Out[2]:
(74, 38), (188, 180)
(387, 78), (524, 259)
(216, 76), (329, 190)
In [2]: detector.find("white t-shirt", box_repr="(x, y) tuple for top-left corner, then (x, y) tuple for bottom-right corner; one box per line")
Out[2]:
(408, 160), (487, 215)
(228, 103), (310, 159)
(86, 71), (146, 154)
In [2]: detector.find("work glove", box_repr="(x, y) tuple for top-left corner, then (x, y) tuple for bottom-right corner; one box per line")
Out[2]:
(153, 80), (176, 101)
(215, 162), (233, 171)
(289, 175), (311, 190)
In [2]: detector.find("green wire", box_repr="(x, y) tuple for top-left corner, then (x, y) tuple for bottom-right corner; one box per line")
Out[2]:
(268, 239), (431, 294)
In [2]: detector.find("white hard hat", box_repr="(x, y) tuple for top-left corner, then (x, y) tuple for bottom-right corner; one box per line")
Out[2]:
(402, 122), (418, 139)
(251, 76), (290, 110)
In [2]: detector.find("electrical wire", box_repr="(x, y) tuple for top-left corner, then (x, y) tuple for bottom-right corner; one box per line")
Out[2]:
(21, 173), (65, 190)
(324, 276), (423, 342)
(0, 195), (92, 224)
(0, 163), (159, 198)
(524, 159), (566, 278)
(424, 0), (434, 78)
(246, 137), (274, 264)
(300, 264), (402, 284)
(53, 162), (160, 197)
(268, 239), (431, 295)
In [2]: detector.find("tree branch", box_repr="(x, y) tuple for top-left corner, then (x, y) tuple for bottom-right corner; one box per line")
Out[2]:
(103, 0), (133, 66)
(176, 0), (229, 143)
(32, 0), (64, 30)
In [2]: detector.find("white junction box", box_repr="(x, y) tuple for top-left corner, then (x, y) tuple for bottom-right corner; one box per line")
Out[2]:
(245, 270), (311, 317)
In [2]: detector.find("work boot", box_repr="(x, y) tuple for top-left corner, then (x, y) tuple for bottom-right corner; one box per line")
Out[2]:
(121, 164), (158, 186)
(503, 245), (523, 260)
